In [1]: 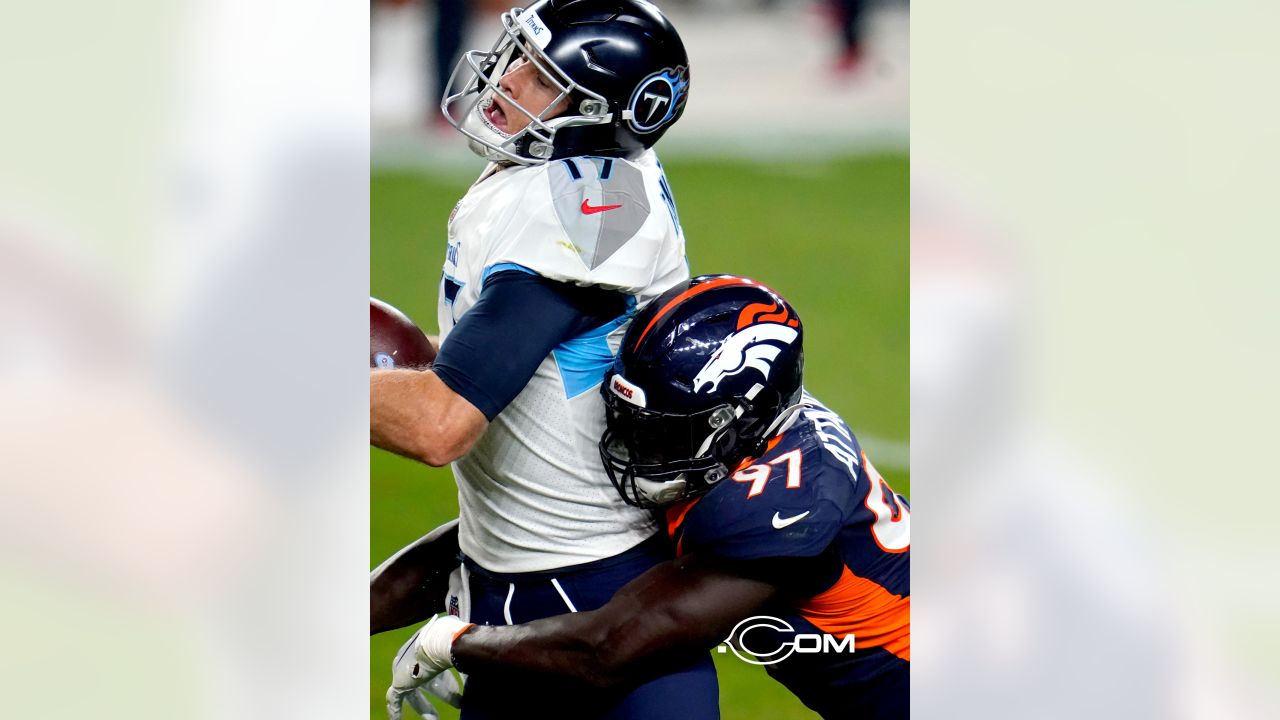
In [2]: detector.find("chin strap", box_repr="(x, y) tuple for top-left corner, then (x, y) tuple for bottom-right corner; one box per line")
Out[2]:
(760, 401), (807, 441)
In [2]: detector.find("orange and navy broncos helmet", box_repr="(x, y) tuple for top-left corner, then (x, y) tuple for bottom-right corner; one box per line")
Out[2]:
(601, 275), (805, 508)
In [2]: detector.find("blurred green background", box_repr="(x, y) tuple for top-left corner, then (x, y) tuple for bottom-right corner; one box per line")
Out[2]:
(371, 152), (908, 719)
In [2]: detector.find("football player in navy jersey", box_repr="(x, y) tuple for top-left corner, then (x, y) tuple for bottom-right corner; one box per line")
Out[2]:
(389, 276), (910, 720)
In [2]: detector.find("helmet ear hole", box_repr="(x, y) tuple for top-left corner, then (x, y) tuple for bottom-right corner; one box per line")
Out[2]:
(713, 428), (739, 460)
(578, 97), (606, 117)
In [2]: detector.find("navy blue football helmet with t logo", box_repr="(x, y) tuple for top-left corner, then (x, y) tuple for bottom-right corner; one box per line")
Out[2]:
(601, 275), (806, 508)
(442, 0), (690, 165)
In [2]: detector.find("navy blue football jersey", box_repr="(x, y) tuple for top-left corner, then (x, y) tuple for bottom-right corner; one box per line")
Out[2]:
(665, 394), (910, 719)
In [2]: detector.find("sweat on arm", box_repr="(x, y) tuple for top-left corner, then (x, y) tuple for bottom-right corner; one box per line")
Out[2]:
(370, 518), (460, 635)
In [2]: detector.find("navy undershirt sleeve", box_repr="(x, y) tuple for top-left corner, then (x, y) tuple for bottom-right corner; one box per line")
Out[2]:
(432, 269), (629, 421)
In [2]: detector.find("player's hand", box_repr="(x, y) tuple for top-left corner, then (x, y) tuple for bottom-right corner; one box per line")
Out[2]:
(422, 670), (464, 709)
(386, 615), (473, 719)
(388, 686), (441, 720)
(386, 673), (461, 720)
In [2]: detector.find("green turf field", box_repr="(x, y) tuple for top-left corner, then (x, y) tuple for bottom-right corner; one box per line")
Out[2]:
(371, 152), (908, 719)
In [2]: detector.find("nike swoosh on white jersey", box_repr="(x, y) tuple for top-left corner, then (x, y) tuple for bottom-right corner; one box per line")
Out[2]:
(771, 511), (810, 529)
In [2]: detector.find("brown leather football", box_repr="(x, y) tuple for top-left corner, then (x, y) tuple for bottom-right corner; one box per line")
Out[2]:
(370, 297), (436, 369)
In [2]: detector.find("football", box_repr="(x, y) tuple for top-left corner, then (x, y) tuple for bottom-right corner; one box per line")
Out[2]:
(370, 297), (436, 369)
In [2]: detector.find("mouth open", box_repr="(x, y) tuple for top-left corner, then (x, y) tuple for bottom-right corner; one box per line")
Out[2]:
(483, 97), (509, 133)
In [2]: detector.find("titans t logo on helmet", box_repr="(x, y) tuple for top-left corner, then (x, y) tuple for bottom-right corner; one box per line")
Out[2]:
(627, 66), (690, 135)
(441, 0), (691, 164)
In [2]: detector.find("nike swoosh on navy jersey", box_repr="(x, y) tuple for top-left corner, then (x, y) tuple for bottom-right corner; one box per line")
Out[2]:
(772, 510), (810, 529)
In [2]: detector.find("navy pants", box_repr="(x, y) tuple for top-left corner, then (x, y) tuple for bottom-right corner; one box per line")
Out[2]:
(459, 535), (720, 720)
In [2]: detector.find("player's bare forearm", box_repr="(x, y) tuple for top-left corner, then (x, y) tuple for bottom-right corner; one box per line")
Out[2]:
(453, 553), (780, 689)
(371, 518), (460, 635)
(370, 368), (487, 466)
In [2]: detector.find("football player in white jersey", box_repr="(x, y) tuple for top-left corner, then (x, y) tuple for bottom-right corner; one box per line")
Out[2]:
(370, 2), (718, 718)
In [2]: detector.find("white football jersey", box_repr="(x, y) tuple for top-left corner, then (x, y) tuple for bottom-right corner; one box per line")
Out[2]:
(438, 149), (689, 573)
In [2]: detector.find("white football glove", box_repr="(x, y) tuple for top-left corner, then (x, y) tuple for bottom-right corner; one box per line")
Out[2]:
(389, 672), (464, 720)
(386, 615), (473, 720)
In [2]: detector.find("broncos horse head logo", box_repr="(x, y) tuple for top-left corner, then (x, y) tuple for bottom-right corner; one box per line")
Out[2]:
(692, 323), (799, 395)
